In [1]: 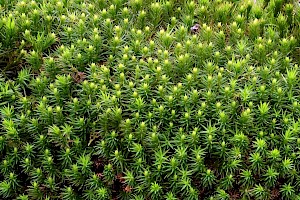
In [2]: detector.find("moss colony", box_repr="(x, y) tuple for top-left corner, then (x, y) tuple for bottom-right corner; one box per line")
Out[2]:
(1, 0), (300, 199)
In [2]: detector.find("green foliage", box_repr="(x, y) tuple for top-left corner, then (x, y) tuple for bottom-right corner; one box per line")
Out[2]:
(0, 0), (300, 199)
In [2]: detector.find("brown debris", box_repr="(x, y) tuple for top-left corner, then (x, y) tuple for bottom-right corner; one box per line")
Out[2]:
(123, 185), (132, 193)
(270, 187), (280, 199)
(71, 71), (86, 83)
(116, 173), (125, 183)
(229, 190), (240, 200)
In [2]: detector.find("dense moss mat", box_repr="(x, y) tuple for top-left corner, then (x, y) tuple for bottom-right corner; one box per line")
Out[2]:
(1, 0), (300, 199)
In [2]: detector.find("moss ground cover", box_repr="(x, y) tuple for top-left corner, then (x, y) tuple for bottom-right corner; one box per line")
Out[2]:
(1, 0), (300, 199)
